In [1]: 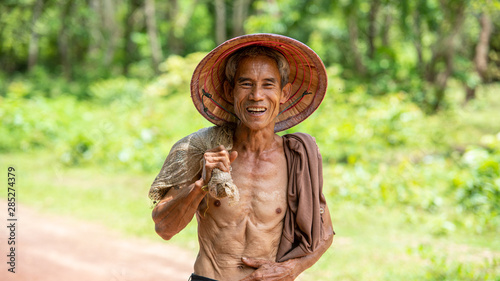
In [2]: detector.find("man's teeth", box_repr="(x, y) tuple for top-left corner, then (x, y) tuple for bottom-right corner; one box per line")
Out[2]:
(247, 107), (266, 112)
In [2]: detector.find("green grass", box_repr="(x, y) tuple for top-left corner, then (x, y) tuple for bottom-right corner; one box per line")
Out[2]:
(1, 152), (498, 280)
(304, 203), (500, 280)
(0, 151), (157, 239)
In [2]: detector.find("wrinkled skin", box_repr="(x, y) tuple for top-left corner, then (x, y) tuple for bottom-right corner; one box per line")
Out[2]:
(153, 56), (333, 280)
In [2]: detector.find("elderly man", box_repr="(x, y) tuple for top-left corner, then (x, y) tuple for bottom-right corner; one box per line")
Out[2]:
(149, 34), (334, 281)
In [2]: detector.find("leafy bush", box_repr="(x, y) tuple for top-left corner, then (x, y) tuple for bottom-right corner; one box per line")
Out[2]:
(89, 77), (143, 104)
(408, 244), (500, 281)
(452, 134), (500, 232)
(144, 52), (206, 97)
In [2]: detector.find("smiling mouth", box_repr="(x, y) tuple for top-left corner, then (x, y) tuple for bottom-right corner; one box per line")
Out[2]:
(246, 107), (267, 115)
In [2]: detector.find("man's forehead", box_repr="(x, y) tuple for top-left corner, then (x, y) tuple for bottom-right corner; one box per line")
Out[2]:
(235, 55), (280, 73)
(237, 76), (278, 83)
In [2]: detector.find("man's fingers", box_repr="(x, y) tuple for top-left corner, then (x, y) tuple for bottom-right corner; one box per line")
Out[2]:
(239, 258), (294, 281)
(205, 160), (230, 173)
(239, 270), (283, 281)
(202, 145), (236, 184)
(206, 145), (227, 152)
(205, 155), (230, 168)
(229, 151), (238, 163)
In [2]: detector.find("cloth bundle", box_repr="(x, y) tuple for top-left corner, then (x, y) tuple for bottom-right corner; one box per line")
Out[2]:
(149, 125), (239, 205)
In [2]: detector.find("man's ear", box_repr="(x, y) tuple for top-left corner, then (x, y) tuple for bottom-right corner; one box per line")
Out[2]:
(280, 83), (292, 104)
(223, 80), (233, 101)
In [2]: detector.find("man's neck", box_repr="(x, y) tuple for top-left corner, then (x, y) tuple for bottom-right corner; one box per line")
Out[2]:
(232, 125), (280, 155)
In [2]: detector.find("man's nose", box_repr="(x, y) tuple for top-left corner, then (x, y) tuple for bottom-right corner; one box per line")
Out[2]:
(249, 87), (265, 101)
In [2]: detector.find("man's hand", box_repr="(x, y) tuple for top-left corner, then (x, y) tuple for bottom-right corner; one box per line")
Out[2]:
(202, 145), (238, 185)
(239, 257), (296, 281)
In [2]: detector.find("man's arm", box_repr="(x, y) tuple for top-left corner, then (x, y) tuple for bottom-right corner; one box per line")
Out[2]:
(152, 178), (207, 240)
(240, 203), (334, 281)
(152, 145), (237, 240)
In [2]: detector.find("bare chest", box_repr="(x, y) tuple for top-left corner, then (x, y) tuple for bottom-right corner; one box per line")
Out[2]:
(194, 148), (289, 276)
(199, 152), (288, 227)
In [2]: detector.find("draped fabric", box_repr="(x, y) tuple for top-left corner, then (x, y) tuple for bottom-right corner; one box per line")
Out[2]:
(276, 133), (334, 262)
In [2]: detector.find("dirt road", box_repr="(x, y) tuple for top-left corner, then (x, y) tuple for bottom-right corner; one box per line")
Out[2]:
(0, 201), (196, 281)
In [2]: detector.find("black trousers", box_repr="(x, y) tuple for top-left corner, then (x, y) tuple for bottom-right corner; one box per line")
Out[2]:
(188, 273), (218, 281)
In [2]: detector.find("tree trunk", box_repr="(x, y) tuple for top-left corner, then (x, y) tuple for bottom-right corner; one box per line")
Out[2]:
(145, 0), (162, 74)
(58, 0), (74, 80)
(232, 0), (251, 37)
(464, 86), (476, 103)
(215, 0), (227, 45)
(123, 0), (141, 75)
(348, 14), (366, 76)
(87, 0), (100, 64)
(413, 8), (424, 77)
(463, 13), (493, 104)
(474, 13), (492, 81)
(427, 1), (466, 112)
(102, 0), (119, 69)
(28, 0), (44, 71)
(367, 0), (380, 59)
(167, 0), (180, 54)
(168, 0), (198, 54)
(381, 7), (392, 47)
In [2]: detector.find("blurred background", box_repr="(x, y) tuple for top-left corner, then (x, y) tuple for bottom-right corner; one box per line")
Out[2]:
(1, 0), (500, 280)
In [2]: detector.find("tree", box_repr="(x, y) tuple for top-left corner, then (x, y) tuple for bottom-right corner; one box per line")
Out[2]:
(232, 0), (252, 37)
(28, 0), (45, 71)
(465, 12), (493, 102)
(123, 0), (142, 75)
(215, 0), (227, 44)
(145, 0), (162, 74)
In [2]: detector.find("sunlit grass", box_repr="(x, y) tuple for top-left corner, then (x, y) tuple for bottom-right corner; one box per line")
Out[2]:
(303, 202), (500, 280)
(0, 151), (156, 239)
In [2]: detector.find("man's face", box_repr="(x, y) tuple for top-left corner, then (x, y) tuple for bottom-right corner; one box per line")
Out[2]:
(228, 55), (290, 131)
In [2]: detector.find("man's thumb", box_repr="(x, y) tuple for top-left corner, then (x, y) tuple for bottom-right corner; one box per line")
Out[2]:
(241, 257), (267, 268)
(229, 151), (238, 163)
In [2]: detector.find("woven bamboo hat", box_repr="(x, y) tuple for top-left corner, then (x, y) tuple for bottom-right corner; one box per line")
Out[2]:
(190, 33), (327, 132)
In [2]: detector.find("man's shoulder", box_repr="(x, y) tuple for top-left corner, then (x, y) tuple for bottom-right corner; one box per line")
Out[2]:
(283, 132), (315, 142)
(173, 125), (234, 150)
(282, 132), (317, 148)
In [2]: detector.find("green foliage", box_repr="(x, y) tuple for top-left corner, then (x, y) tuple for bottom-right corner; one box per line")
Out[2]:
(1, 59), (211, 172)
(408, 244), (500, 280)
(2, 0), (500, 114)
(89, 77), (143, 104)
(144, 52), (206, 97)
(453, 137), (500, 231)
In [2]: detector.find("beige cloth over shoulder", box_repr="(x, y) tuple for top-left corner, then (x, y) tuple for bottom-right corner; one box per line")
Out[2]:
(148, 125), (239, 205)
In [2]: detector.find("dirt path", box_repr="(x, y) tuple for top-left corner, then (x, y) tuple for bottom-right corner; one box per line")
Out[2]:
(0, 201), (196, 281)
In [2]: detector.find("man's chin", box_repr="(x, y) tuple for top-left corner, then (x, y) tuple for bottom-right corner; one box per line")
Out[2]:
(237, 120), (276, 132)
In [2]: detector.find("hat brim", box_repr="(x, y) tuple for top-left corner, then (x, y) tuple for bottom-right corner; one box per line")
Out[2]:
(190, 33), (327, 132)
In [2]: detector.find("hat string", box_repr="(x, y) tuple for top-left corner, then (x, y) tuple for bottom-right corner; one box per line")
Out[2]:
(202, 89), (239, 121)
(279, 90), (312, 115)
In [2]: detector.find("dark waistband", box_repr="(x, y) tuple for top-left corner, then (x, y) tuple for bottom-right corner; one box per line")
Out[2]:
(189, 273), (218, 281)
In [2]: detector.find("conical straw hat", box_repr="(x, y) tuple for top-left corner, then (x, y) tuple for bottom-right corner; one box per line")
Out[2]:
(191, 33), (327, 132)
